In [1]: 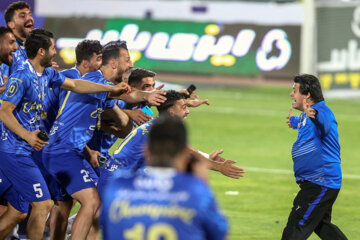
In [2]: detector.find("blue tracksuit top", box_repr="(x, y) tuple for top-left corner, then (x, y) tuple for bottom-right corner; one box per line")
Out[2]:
(289, 101), (342, 189)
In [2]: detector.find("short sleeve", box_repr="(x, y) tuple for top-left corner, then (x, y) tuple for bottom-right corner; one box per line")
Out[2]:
(310, 106), (331, 136)
(1, 64), (10, 78)
(2, 76), (26, 106)
(48, 68), (66, 88)
(290, 116), (299, 129)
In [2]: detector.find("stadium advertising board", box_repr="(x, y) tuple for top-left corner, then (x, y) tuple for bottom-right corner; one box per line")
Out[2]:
(45, 18), (300, 78)
(317, 4), (360, 90)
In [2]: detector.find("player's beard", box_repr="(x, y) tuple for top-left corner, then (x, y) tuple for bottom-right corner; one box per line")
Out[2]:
(114, 67), (124, 83)
(15, 21), (32, 40)
(40, 52), (53, 68)
(0, 52), (13, 66)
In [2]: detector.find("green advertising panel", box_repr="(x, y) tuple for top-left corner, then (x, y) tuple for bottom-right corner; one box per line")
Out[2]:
(316, 4), (360, 90)
(45, 17), (300, 78)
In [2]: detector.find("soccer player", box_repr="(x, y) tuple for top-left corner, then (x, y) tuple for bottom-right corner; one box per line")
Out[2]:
(3, 1), (34, 77)
(282, 74), (347, 239)
(101, 114), (228, 240)
(89, 68), (161, 160)
(0, 26), (30, 239)
(41, 39), (165, 239)
(97, 90), (245, 196)
(0, 26), (18, 132)
(0, 28), (130, 240)
(35, 39), (104, 240)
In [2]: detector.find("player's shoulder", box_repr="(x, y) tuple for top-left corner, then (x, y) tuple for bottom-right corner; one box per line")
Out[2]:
(60, 67), (81, 79)
(140, 117), (157, 131)
(8, 67), (30, 82)
(107, 172), (136, 190)
(174, 173), (214, 206)
(312, 101), (335, 119)
(82, 70), (102, 82)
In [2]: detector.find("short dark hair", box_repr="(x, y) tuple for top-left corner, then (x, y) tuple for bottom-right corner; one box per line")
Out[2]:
(156, 90), (185, 115)
(0, 27), (13, 41)
(148, 114), (187, 166)
(25, 28), (53, 59)
(294, 74), (324, 103)
(102, 40), (128, 65)
(128, 68), (156, 86)
(75, 40), (102, 65)
(5, 1), (30, 24)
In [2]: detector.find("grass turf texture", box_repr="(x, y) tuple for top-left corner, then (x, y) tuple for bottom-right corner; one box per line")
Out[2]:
(72, 85), (360, 239)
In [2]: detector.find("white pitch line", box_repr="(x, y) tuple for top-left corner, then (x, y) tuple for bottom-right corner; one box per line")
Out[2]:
(244, 166), (360, 180)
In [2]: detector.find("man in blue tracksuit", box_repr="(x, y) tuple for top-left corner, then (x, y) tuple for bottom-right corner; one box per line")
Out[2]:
(282, 74), (347, 239)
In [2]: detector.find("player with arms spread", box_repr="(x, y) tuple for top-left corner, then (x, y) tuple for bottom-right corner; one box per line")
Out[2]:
(101, 114), (228, 240)
(283, 74), (347, 240)
(98, 90), (245, 196)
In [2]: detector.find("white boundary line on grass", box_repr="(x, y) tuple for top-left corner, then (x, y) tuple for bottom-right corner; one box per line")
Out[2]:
(244, 166), (360, 179)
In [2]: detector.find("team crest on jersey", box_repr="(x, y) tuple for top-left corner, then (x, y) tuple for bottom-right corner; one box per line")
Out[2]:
(5, 81), (18, 98)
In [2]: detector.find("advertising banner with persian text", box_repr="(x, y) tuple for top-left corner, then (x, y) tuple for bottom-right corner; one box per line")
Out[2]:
(45, 18), (300, 78)
(317, 4), (360, 90)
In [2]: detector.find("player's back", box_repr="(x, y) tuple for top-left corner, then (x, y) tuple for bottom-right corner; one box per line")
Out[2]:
(101, 167), (228, 240)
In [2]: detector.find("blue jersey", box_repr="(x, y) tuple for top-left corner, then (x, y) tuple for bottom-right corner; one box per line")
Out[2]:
(103, 118), (156, 174)
(101, 167), (228, 240)
(87, 99), (128, 157)
(43, 70), (112, 154)
(43, 66), (81, 131)
(289, 101), (342, 189)
(0, 61), (65, 155)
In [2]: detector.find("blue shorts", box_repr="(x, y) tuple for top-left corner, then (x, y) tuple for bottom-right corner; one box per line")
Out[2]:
(83, 159), (99, 183)
(0, 169), (29, 213)
(0, 151), (51, 202)
(42, 151), (96, 196)
(33, 151), (72, 202)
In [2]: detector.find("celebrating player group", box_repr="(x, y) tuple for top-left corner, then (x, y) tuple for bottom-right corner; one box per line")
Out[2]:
(0, 1), (347, 240)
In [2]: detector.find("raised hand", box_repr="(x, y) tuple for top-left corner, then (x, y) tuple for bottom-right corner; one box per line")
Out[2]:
(155, 84), (165, 90)
(127, 108), (152, 125)
(209, 150), (225, 162)
(186, 99), (210, 108)
(215, 160), (246, 179)
(303, 99), (316, 119)
(286, 107), (293, 128)
(110, 82), (132, 97)
(146, 90), (167, 106)
(179, 89), (199, 99)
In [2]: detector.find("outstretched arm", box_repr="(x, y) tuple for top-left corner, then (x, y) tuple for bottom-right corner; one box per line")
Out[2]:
(120, 88), (166, 106)
(186, 99), (210, 108)
(188, 146), (245, 179)
(60, 78), (131, 96)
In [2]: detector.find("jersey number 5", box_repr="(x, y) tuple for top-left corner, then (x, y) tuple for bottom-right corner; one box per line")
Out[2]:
(33, 183), (43, 198)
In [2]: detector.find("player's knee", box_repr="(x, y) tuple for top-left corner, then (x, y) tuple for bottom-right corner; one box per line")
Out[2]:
(17, 212), (28, 222)
(84, 193), (100, 213)
(31, 200), (52, 214)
